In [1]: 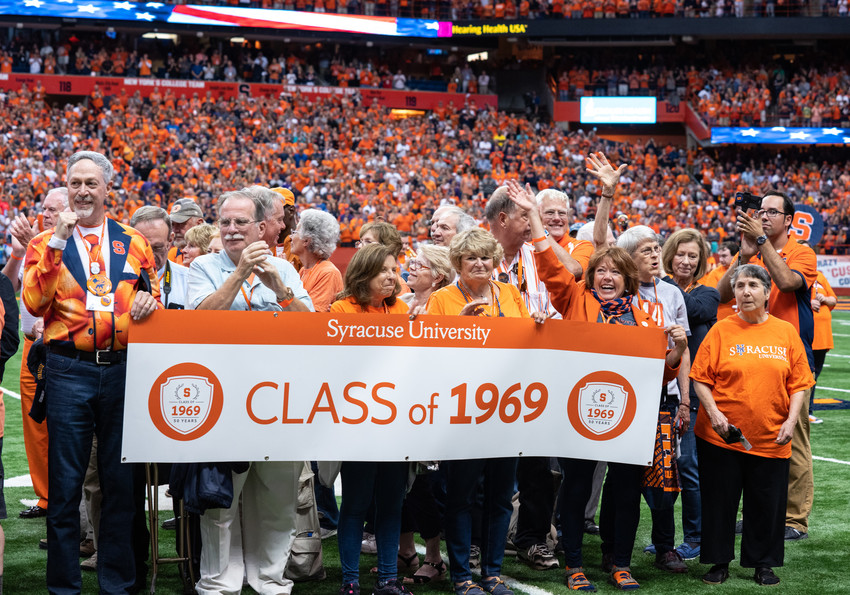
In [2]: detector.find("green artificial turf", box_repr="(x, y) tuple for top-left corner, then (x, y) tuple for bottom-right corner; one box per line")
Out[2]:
(3, 311), (849, 593)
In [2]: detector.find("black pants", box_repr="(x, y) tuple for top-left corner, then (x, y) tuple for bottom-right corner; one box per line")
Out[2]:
(514, 457), (558, 548)
(697, 438), (788, 568)
(401, 472), (443, 540)
(810, 349), (827, 406)
(598, 463), (643, 568)
(644, 487), (679, 555)
(557, 458), (598, 568)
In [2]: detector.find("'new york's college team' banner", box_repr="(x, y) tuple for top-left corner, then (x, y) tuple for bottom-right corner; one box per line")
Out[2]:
(122, 311), (667, 466)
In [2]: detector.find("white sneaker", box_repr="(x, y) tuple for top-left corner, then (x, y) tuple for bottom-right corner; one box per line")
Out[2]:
(81, 551), (97, 571)
(809, 415), (823, 425)
(361, 532), (377, 554)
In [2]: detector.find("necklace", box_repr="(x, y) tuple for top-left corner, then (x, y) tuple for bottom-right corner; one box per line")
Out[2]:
(78, 220), (112, 297)
(456, 279), (504, 317)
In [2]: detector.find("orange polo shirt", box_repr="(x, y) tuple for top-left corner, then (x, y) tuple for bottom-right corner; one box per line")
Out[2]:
(690, 314), (814, 459)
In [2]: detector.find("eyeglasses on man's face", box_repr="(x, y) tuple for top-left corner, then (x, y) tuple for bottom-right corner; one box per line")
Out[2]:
(218, 218), (258, 229)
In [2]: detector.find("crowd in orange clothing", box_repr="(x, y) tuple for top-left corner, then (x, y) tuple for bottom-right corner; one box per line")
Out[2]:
(2, 81), (850, 258)
(555, 59), (850, 128)
(2, 34), (489, 92)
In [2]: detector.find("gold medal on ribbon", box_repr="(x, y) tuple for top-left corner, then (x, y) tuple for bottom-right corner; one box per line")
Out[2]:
(87, 272), (113, 297)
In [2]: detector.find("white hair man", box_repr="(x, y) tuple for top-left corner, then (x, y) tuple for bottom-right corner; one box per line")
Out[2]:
(131, 206), (188, 310)
(244, 185), (287, 254)
(187, 189), (312, 595)
(536, 188), (592, 279)
(430, 206), (476, 247)
(23, 151), (160, 593)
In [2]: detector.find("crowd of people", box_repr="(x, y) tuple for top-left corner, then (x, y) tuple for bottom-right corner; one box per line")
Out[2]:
(554, 58), (850, 128)
(5, 146), (833, 594)
(7, 31), (850, 129)
(2, 79), (850, 258)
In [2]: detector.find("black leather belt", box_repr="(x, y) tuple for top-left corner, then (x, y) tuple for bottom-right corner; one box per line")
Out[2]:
(48, 343), (126, 365)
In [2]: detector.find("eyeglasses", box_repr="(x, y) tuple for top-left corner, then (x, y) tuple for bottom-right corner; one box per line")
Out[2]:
(757, 208), (787, 218)
(355, 238), (378, 248)
(408, 260), (431, 272)
(637, 245), (662, 257)
(218, 218), (258, 229)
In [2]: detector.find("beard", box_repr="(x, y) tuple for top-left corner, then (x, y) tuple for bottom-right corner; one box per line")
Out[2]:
(74, 203), (95, 219)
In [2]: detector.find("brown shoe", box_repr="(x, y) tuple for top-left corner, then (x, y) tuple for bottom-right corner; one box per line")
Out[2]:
(80, 539), (96, 558)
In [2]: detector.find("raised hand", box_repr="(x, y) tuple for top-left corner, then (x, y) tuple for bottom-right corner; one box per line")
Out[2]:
(505, 179), (536, 213)
(54, 212), (79, 241)
(585, 152), (628, 194)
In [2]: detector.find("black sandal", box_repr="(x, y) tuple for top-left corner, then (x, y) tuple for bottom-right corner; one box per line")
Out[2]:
(369, 552), (421, 575)
(398, 552), (420, 572)
(404, 560), (447, 584)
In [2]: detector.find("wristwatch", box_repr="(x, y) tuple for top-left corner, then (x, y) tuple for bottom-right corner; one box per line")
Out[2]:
(277, 287), (294, 303)
(756, 234), (768, 246)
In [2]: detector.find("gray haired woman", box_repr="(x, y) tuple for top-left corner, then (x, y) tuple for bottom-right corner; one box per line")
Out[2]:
(290, 209), (343, 312)
(401, 244), (454, 314)
(690, 264), (813, 587)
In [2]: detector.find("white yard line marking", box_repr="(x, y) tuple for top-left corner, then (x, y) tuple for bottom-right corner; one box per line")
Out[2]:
(826, 353), (850, 358)
(1, 387), (21, 400)
(833, 333), (850, 338)
(7, 474), (33, 488)
(818, 386), (850, 394)
(9, 475), (173, 509)
(813, 455), (850, 466)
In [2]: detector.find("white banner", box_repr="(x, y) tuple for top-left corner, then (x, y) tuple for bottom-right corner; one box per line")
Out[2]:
(122, 311), (668, 466)
(817, 254), (850, 290)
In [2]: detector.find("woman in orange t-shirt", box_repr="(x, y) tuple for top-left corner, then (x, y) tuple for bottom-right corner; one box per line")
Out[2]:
(424, 228), (542, 595)
(329, 244), (409, 594)
(292, 209), (343, 313)
(690, 264), (813, 587)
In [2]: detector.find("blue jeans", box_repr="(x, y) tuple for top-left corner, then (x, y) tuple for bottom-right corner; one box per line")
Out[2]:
(677, 408), (701, 544)
(311, 461), (339, 530)
(45, 352), (136, 594)
(444, 458), (517, 583)
(338, 461), (409, 583)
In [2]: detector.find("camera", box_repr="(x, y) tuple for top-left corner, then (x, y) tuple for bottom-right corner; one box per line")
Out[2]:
(734, 191), (761, 212)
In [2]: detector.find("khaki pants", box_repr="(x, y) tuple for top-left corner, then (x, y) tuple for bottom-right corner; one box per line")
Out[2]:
(197, 461), (301, 595)
(786, 391), (813, 532)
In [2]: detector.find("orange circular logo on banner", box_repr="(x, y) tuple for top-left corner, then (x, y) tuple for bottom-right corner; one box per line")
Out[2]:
(148, 363), (224, 441)
(567, 371), (637, 441)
